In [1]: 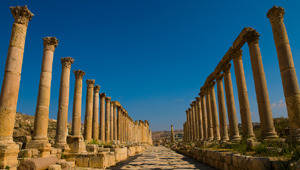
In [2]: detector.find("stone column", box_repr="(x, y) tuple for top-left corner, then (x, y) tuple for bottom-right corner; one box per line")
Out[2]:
(27, 37), (58, 157)
(209, 81), (220, 141)
(188, 108), (194, 141)
(117, 106), (121, 141)
(113, 103), (117, 141)
(245, 30), (278, 139)
(105, 97), (111, 143)
(216, 74), (229, 143)
(135, 121), (139, 143)
(139, 120), (144, 143)
(122, 110), (125, 143)
(83, 79), (95, 142)
(222, 63), (241, 142)
(185, 110), (190, 141)
(205, 90), (214, 141)
(196, 97), (203, 141)
(0, 6), (33, 169)
(71, 70), (85, 137)
(232, 49), (255, 139)
(99, 93), (106, 142)
(199, 92), (207, 141)
(267, 6), (300, 143)
(92, 85), (100, 140)
(55, 57), (74, 151)
(193, 101), (199, 141)
(170, 125), (174, 143)
(110, 101), (114, 140)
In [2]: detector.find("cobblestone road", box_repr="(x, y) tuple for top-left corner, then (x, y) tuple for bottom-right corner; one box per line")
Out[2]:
(108, 146), (216, 170)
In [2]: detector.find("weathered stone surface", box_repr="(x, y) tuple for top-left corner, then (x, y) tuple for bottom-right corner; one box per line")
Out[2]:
(18, 156), (58, 170)
(251, 157), (271, 170)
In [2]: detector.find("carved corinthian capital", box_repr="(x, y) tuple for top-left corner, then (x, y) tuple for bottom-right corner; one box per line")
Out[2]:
(244, 30), (260, 44)
(231, 49), (243, 60)
(105, 96), (111, 102)
(94, 85), (100, 93)
(10, 5), (34, 26)
(86, 79), (95, 87)
(215, 73), (224, 81)
(73, 69), (85, 79)
(43, 37), (59, 52)
(267, 6), (285, 22)
(61, 57), (74, 68)
(222, 63), (231, 73)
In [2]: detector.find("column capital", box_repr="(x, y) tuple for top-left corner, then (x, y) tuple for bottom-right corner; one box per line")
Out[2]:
(105, 96), (111, 102)
(100, 93), (106, 98)
(190, 102), (194, 107)
(43, 37), (59, 52)
(215, 73), (224, 81)
(208, 81), (216, 88)
(222, 63), (232, 73)
(188, 108), (192, 111)
(10, 5), (34, 26)
(86, 79), (95, 87)
(139, 120), (143, 124)
(117, 106), (122, 110)
(73, 69), (85, 79)
(231, 49), (243, 60)
(171, 125), (173, 127)
(61, 57), (74, 68)
(94, 85), (100, 93)
(267, 6), (285, 22)
(185, 110), (189, 113)
(244, 30), (260, 44)
(195, 97), (200, 101)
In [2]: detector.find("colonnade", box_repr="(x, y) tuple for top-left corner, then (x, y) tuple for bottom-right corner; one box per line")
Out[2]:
(183, 6), (300, 145)
(0, 5), (152, 169)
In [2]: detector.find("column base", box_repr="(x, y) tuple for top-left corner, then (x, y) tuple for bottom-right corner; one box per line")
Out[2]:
(230, 135), (241, 142)
(67, 135), (87, 153)
(0, 141), (19, 170)
(286, 129), (300, 144)
(261, 131), (278, 139)
(54, 142), (70, 153)
(26, 140), (51, 157)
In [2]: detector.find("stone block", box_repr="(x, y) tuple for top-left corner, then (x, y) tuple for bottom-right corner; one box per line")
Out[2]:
(86, 144), (98, 153)
(75, 156), (89, 167)
(237, 155), (246, 169)
(225, 153), (234, 165)
(271, 161), (288, 170)
(18, 149), (32, 158)
(219, 161), (224, 170)
(232, 154), (240, 168)
(89, 155), (105, 168)
(67, 135), (86, 153)
(215, 160), (219, 169)
(18, 156), (58, 170)
(251, 157), (271, 170)
(60, 161), (75, 169)
(224, 163), (229, 170)
(49, 164), (61, 170)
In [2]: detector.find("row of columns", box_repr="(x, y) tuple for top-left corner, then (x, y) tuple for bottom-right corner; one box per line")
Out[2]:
(0, 5), (152, 169)
(184, 6), (300, 144)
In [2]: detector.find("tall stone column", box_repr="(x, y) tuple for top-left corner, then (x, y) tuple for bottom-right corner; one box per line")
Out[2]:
(245, 30), (278, 139)
(99, 93), (106, 142)
(170, 125), (174, 143)
(71, 70), (85, 137)
(188, 108), (194, 141)
(83, 79), (95, 142)
(190, 103), (195, 141)
(193, 101), (199, 141)
(196, 97), (203, 141)
(222, 63), (241, 142)
(92, 85), (100, 140)
(199, 92), (207, 141)
(0, 6), (33, 169)
(27, 37), (58, 157)
(55, 57), (74, 151)
(185, 110), (190, 141)
(232, 49), (255, 139)
(105, 97), (111, 143)
(113, 103), (117, 141)
(209, 81), (220, 141)
(135, 121), (139, 143)
(122, 110), (125, 143)
(205, 90), (214, 141)
(216, 74), (229, 143)
(117, 106), (121, 141)
(139, 120), (144, 143)
(267, 6), (300, 143)
(110, 101), (114, 140)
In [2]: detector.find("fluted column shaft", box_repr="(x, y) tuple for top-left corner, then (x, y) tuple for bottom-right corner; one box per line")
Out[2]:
(92, 85), (100, 140)
(216, 74), (229, 142)
(223, 63), (241, 141)
(84, 80), (95, 142)
(105, 97), (111, 143)
(55, 57), (74, 149)
(71, 70), (85, 137)
(205, 92), (214, 141)
(267, 6), (300, 142)
(233, 50), (255, 139)
(99, 93), (106, 142)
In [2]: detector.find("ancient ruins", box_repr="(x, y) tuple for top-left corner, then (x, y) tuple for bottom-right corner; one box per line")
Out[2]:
(0, 5), (152, 170)
(1, 4), (300, 170)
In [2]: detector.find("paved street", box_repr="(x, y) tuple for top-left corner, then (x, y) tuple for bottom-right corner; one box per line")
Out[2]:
(108, 146), (216, 170)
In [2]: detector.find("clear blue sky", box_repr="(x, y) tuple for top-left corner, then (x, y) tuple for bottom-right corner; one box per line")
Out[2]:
(1, 1), (300, 132)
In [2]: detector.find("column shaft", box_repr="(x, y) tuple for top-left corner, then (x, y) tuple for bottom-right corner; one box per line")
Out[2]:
(99, 93), (106, 142)
(105, 97), (111, 143)
(206, 92), (214, 141)
(196, 97), (203, 141)
(200, 94), (207, 141)
(110, 102), (114, 140)
(92, 85), (100, 140)
(84, 80), (95, 142)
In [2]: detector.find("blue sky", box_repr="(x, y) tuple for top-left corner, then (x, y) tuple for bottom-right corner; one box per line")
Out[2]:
(1, 1), (300, 132)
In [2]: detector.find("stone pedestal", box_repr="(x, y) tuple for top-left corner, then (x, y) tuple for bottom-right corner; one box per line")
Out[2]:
(92, 85), (100, 141)
(67, 136), (86, 153)
(232, 49), (255, 139)
(84, 79), (95, 142)
(55, 57), (74, 152)
(223, 63), (241, 142)
(267, 6), (300, 143)
(27, 37), (58, 157)
(100, 93), (106, 142)
(0, 6), (33, 169)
